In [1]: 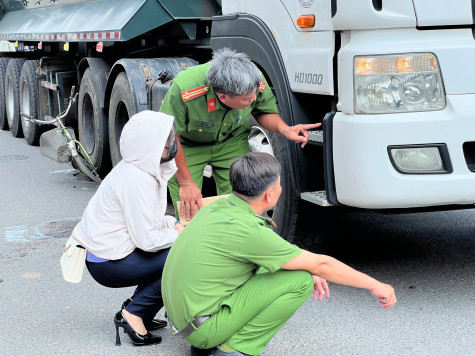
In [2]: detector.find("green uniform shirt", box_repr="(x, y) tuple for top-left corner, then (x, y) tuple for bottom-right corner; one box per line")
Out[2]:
(159, 62), (279, 146)
(162, 194), (302, 330)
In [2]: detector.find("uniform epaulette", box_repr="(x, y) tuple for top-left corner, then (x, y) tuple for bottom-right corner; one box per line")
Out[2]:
(181, 85), (209, 102)
(253, 214), (277, 228)
(258, 81), (266, 92)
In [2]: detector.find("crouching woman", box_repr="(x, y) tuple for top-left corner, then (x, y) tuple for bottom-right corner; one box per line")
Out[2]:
(72, 110), (183, 346)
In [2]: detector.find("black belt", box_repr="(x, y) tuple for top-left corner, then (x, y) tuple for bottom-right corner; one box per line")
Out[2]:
(174, 315), (210, 338)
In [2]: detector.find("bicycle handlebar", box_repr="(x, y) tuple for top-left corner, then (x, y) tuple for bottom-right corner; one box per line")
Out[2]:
(20, 112), (34, 120)
(20, 112), (59, 125)
(20, 85), (77, 126)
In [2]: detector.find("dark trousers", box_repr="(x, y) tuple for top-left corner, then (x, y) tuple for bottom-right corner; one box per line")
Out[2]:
(86, 248), (169, 321)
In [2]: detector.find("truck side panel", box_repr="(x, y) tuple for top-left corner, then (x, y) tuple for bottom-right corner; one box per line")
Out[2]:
(0, 0), (220, 43)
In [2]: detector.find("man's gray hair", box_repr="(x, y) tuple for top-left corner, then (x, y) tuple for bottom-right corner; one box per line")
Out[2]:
(206, 48), (261, 96)
(230, 152), (281, 198)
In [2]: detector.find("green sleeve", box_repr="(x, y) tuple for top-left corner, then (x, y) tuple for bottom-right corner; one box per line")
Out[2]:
(238, 224), (301, 273)
(252, 75), (279, 115)
(159, 82), (188, 136)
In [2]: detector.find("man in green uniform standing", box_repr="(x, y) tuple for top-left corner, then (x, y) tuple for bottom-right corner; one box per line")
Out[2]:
(162, 152), (397, 356)
(160, 48), (320, 221)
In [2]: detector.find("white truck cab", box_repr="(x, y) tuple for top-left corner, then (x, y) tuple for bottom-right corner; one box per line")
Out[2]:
(224, 0), (475, 211)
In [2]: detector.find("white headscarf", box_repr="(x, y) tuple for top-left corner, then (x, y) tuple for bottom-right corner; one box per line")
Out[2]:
(120, 110), (177, 185)
(73, 110), (179, 259)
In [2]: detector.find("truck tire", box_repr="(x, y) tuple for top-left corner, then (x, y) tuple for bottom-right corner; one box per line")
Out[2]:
(267, 131), (327, 251)
(5, 58), (26, 138)
(108, 72), (136, 166)
(0, 57), (11, 130)
(78, 68), (111, 176)
(266, 132), (300, 239)
(19, 60), (43, 145)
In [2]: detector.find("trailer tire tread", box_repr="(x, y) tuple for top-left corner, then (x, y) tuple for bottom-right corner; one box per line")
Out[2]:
(0, 57), (11, 130)
(20, 60), (43, 145)
(5, 58), (26, 138)
(78, 67), (111, 176)
(108, 72), (135, 166)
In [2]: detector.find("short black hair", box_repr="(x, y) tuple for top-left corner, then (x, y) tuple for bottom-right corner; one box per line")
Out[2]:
(230, 152), (280, 197)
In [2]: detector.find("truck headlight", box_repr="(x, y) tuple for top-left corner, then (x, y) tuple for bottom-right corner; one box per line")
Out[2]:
(354, 53), (446, 114)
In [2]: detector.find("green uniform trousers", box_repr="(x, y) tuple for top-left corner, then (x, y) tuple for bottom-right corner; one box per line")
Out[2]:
(168, 130), (250, 218)
(185, 270), (314, 356)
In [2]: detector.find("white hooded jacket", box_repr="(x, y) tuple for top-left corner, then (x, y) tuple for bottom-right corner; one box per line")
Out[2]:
(72, 111), (178, 260)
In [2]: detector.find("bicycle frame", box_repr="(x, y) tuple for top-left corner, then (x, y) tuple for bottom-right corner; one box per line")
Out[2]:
(20, 86), (101, 183)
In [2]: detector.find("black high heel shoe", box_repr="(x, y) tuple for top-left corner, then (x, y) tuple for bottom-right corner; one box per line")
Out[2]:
(114, 311), (162, 346)
(121, 298), (167, 331)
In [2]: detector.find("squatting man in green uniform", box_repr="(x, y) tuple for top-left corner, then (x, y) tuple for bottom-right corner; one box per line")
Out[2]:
(160, 48), (320, 221)
(162, 152), (397, 356)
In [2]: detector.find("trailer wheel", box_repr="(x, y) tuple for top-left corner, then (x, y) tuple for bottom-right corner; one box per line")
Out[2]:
(0, 57), (11, 130)
(78, 68), (111, 176)
(5, 58), (26, 137)
(108, 72), (136, 166)
(20, 60), (43, 145)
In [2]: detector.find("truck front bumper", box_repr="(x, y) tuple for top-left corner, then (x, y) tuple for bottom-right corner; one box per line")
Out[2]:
(332, 94), (475, 208)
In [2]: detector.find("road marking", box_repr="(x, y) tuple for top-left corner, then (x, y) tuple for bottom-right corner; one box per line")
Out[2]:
(4, 225), (29, 242)
(49, 169), (76, 174)
(4, 217), (82, 242)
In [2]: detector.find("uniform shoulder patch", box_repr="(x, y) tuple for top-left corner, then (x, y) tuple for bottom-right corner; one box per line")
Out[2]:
(208, 97), (216, 112)
(258, 81), (267, 92)
(181, 85), (209, 102)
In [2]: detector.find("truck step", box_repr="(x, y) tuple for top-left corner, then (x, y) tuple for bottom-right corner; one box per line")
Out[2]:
(308, 130), (323, 143)
(301, 191), (332, 206)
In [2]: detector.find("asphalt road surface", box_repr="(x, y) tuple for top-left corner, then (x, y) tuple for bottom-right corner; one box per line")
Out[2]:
(1, 130), (474, 355)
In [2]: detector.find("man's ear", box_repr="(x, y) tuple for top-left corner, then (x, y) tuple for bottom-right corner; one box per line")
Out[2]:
(216, 92), (227, 103)
(264, 186), (273, 203)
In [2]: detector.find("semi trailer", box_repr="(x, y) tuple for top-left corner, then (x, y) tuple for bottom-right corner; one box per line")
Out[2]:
(1, 0), (474, 245)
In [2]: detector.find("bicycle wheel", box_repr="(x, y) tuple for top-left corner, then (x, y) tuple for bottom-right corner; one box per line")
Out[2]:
(72, 143), (102, 183)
